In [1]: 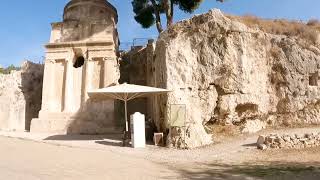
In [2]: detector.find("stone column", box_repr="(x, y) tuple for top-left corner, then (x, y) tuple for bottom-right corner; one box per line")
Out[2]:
(38, 59), (56, 119)
(83, 58), (94, 102)
(103, 57), (115, 87)
(63, 58), (74, 112)
(43, 59), (56, 112)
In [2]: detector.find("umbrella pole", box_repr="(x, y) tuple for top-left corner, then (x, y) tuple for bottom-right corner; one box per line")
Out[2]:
(122, 100), (130, 147)
(125, 100), (128, 132)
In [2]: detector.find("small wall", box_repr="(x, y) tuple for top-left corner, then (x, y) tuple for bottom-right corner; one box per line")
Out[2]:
(257, 133), (320, 150)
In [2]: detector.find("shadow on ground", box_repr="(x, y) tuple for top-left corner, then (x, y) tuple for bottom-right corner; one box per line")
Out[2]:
(172, 162), (320, 180)
(44, 134), (125, 147)
(95, 140), (122, 147)
(242, 143), (257, 147)
(44, 133), (123, 141)
(43, 134), (155, 147)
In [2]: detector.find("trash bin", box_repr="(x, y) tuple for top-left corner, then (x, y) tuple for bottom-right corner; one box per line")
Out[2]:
(130, 112), (146, 148)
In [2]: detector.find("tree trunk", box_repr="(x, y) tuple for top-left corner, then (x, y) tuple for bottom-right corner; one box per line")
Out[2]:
(150, 0), (163, 33)
(164, 0), (173, 27)
(169, 0), (174, 26)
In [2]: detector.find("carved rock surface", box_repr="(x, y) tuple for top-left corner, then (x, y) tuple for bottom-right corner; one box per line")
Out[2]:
(0, 61), (43, 131)
(152, 9), (320, 148)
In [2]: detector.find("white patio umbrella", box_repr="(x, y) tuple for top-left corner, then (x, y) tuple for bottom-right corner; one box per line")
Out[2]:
(88, 83), (171, 132)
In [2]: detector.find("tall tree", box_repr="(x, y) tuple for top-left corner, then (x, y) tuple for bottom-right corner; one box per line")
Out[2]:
(132, 0), (224, 33)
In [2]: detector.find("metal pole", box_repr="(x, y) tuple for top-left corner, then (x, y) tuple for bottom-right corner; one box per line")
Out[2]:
(125, 100), (128, 132)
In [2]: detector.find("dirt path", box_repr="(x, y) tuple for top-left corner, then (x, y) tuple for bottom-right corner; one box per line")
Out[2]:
(0, 136), (181, 180)
(1, 126), (320, 179)
(174, 146), (320, 180)
(168, 126), (320, 180)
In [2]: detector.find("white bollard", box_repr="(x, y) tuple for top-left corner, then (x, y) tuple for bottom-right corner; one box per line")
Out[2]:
(130, 112), (146, 148)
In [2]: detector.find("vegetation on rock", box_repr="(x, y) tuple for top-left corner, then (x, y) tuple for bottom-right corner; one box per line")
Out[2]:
(132, 0), (224, 33)
(0, 65), (21, 74)
(228, 15), (320, 45)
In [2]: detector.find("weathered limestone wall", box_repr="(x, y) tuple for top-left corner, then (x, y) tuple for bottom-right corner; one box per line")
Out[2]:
(119, 43), (158, 139)
(120, 46), (148, 85)
(153, 9), (320, 148)
(120, 44), (153, 118)
(123, 9), (320, 148)
(0, 61), (43, 131)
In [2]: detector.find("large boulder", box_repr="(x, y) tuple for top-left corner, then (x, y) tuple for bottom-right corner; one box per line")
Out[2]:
(152, 9), (320, 148)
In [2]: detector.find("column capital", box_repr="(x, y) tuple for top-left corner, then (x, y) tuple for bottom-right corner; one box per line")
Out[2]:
(103, 57), (114, 61)
(87, 58), (94, 62)
(66, 58), (74, 63)
(45, 59), (56, 64)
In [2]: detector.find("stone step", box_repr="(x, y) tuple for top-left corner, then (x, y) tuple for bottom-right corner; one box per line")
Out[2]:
(39, 111), (75, 120)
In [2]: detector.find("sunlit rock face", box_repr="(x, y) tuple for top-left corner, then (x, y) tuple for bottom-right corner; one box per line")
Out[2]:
(151, 9), (320, 148)
(31, 0), (120, 134)
(0, 62), (43, 132)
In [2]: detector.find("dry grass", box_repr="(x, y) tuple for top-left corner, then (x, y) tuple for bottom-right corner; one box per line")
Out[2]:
(268, 46), (283, 60)
(228, 15), (320, 45)
(307, 19), (320, 27)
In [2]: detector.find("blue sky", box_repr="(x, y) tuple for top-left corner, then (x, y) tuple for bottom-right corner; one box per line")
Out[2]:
(0, 0), (319, 67)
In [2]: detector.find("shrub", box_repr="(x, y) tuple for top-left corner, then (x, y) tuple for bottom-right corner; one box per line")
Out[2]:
(307, 19), (320, 27)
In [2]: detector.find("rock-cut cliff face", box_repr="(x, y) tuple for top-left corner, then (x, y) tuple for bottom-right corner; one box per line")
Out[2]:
(153, 9), (320, 148)
(0, 61), (43, 131)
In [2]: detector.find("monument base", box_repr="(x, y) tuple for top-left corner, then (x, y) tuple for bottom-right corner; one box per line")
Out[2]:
(31, 111), (121, 134)
(30, 118), (73, 134)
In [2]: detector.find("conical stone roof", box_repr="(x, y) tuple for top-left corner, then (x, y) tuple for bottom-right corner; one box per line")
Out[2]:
(63, 0), (117, 22)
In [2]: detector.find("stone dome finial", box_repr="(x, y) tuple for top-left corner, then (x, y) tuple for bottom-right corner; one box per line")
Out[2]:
(63, 0), (118, 23)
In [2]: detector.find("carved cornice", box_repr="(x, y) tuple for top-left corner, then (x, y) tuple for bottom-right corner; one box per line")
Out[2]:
(103, 57), (114, 61)
(45, 59), (56, 64)
(45, 41), (114, 49)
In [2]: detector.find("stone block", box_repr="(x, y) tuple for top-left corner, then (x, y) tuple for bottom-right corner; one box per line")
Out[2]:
(257, 135), (265, 145)
(257, 144), (267, 150)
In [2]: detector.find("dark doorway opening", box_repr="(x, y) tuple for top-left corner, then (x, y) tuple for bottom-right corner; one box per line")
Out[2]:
(74, 56), (85, 68)
(309, 72), (318, 86)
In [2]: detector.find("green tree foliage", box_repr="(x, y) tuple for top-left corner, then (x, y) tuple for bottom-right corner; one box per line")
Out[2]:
(0, 65), (21, 74)
(132, 0), (224, 33)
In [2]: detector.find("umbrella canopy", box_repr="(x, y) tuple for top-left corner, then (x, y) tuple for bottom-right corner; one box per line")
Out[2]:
(88, 83), (171, 101)
(88, 83), (171, 132)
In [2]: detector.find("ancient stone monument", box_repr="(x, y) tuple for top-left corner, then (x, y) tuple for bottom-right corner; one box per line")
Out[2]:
(31, 0), (120, 134)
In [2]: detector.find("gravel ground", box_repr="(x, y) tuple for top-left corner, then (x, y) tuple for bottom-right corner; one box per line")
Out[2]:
(0, 126), (320, 179)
